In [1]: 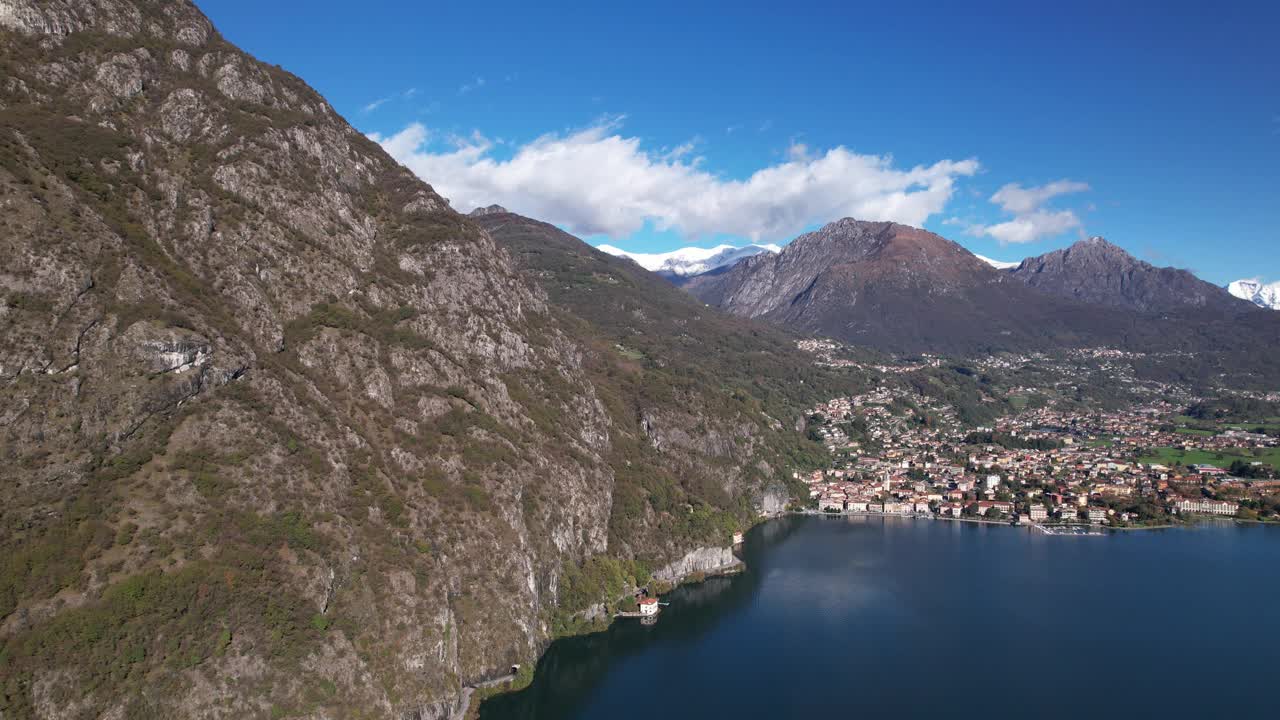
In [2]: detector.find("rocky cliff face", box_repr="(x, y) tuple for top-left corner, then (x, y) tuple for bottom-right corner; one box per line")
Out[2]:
(0, 3), (817, 718)
(653, 547), (740, 584)
(470, 208), (836, 558)
(1009, 237), (1251, 314)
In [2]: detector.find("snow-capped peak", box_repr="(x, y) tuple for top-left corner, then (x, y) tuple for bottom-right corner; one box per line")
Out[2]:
(974, 253), (1020, 270)
(1227, 278), (1280, 310)
(597, 243), (781, 277)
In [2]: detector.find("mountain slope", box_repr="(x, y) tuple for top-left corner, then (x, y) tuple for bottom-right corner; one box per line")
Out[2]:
(1228, 279), (1280, 310)
(1009, 237), (1251, 313)
(471, 209), (845, 411)
(0, 4), (823, 718)
(465, 212), (844, 566)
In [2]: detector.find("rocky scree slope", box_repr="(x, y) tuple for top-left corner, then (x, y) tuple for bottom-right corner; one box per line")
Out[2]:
(0, 2), (819, 718)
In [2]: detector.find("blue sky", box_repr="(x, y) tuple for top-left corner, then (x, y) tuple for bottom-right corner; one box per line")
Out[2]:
(200, 0), (1278, 285)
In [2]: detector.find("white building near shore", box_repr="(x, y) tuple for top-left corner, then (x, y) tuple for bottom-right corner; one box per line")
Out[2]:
(1174, 498), (1238, 516)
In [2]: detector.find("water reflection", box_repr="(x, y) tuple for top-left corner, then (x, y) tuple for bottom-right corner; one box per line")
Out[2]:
(481, 518), (803, 720)
(482, 516), (1280, 720)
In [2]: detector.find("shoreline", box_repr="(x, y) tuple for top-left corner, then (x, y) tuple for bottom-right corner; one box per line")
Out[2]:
(467, 507), (1280, 718)
(458, 541), (748, 719)
(794, 509), (1032, 528)
(461, 507), (1276, 717)
(791, 508), (1279, 533)
(463, 509), (1000, 715)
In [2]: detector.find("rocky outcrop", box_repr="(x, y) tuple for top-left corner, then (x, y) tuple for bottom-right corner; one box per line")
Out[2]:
(0, 0), (211, 43)
(757, 484), (789, 516)
(654, 546), (741, 584)
(468, 204), (509, 217)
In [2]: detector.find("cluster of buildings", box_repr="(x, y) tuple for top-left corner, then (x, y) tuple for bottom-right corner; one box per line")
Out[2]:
(971, 349), (1197, 406)
(800, 389), (1278, 527)
(796, 339), (943, 373)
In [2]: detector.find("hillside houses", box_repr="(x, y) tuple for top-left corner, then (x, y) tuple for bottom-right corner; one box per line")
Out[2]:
(801, 388), (1279, 526)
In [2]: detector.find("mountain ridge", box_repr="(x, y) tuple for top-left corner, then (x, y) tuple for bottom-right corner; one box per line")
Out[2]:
(1008, 236), (1251, 314)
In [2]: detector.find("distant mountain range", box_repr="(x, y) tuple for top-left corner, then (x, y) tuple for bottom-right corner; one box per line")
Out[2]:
(662, 218), (1278, 383)
(1228, 279), (1280, 310)
(677, 218), (1116, 353)
(597, 241), (781, 279)
(975, 254), (1020, 270)
(607, 234), (1279, 312)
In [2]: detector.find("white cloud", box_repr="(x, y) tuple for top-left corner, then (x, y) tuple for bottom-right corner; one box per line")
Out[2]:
(362, 97), (390, 114)
(362, 87), (419, 114)
(970, 179), (1090, 244)
(975, 210), (1083, 245)
(990, 180), (1090, 215)
(661, 139), (701, 163)
(459, 76), (486, 94)
(786, 142), (810, 161)
(373, 120), (980, 240)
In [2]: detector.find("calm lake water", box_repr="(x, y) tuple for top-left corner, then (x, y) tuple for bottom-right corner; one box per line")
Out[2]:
(481, 515), (1280, 719)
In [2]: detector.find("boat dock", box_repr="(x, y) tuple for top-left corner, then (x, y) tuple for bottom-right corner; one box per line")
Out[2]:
(1033, 523), (1106, 536)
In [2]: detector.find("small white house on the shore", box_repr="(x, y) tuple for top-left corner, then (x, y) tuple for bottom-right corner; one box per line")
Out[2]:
(638, 597), (660, 617)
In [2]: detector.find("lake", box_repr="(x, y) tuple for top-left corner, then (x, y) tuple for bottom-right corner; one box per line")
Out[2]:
(481, 515), (1280, 719)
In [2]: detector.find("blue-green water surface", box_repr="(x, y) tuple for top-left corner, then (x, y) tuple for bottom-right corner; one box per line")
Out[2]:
(483, 515), (1280, 719)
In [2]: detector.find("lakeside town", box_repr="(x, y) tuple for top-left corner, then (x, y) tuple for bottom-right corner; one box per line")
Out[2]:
(799, 385), (1280, 530)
